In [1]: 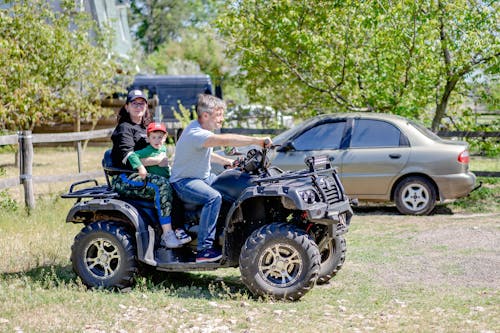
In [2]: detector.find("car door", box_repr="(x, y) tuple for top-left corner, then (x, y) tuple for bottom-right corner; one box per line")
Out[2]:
(272, 120), (348, 171)
(340, 118), (410, 198)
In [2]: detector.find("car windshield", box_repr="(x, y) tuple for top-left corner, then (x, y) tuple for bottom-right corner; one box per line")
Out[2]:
(409, 120), (443, 141)
(272, 117), (319, 144)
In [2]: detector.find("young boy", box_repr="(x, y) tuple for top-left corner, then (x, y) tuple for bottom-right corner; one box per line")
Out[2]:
(128, 122), (191, 248)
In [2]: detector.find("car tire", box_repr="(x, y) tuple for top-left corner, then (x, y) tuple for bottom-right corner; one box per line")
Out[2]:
(317, 236), (346, 285)
(71, 221), (138, 289)
(394, 176), (436, 215)
(239, 223), (320, 301)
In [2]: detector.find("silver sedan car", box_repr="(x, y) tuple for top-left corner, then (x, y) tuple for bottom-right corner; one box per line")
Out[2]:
(219, 113), (477, 215)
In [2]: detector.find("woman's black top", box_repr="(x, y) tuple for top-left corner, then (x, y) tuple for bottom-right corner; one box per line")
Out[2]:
(111, 121), (148, 169)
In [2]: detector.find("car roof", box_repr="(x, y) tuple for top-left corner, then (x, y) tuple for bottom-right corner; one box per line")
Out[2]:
(273, 112), (423, 144)
(291, 112), (411, 132)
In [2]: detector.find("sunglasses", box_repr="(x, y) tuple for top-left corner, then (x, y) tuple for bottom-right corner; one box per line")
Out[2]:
(130, 101), (147, 107)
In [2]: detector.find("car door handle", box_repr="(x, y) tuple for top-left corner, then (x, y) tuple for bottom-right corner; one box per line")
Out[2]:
(389, 153), (401, 159)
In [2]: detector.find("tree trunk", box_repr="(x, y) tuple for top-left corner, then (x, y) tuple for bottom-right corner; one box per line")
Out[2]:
(431, 78), (458, 132)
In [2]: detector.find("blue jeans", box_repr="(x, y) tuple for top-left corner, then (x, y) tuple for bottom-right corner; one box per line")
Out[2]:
(171, 175), (221, 251)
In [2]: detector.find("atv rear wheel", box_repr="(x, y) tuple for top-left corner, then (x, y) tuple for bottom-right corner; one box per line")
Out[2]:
(71, 221), (138, 289)
(317, 236), (346, 285)
(239, 223), (320, 301)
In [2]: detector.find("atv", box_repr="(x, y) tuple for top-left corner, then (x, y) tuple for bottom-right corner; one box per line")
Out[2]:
(62, 146), (353, 301)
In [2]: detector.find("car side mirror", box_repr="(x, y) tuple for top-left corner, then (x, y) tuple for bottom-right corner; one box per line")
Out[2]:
(276, 141), (295, 152)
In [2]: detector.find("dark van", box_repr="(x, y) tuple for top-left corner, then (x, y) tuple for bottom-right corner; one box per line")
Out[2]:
(129, 74), (219, 122)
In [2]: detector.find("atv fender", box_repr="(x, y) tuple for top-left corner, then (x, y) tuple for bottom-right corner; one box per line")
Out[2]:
(65, 198), (157, 266)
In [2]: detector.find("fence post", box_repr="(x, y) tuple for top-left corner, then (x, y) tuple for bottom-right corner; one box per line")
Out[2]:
(18, 130), (35, 211)
(76, 141), (82, 173)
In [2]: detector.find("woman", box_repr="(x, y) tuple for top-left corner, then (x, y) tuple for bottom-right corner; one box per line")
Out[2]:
(110, 89), (190, 248)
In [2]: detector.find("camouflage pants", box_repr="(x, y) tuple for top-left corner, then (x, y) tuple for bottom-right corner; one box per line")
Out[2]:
(111, 173), (173, 225)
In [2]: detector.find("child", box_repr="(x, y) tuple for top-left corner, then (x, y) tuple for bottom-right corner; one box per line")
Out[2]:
(128, 122), (191, 248)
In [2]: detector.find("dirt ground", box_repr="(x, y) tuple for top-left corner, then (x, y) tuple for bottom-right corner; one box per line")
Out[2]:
(352, 206), (499, 290)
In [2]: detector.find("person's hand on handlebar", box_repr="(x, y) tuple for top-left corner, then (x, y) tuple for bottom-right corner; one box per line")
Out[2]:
(261, 137), (272, 148)
(224, 156), (245, 169)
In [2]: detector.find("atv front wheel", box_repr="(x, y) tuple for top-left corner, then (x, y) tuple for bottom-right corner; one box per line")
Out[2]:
(71, 221), (138, 289)
(317, 236), (346, 284)
(239, 223), (320, 301)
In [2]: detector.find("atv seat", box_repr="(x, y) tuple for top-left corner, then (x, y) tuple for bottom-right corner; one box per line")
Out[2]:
(102, 149), (158, 220)
(102, 149), (135, 188)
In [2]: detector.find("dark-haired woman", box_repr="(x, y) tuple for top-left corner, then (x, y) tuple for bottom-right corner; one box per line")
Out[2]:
(110, 89), (190, 248)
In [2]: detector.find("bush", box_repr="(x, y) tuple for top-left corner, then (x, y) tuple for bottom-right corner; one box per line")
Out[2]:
(0, 190), (18, 211)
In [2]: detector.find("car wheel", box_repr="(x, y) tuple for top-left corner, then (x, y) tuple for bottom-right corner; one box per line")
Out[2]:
(239, 223), (320, 301)
(394, 176), (436, 215)
(71, 221), (138, 289)
(317, 236), (346, 285)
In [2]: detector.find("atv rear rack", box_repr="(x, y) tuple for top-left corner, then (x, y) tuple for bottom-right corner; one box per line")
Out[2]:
(60, 179), (118, 199)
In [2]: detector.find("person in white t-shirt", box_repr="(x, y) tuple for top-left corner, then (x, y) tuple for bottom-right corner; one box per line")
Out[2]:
(170, 94), (272, 263)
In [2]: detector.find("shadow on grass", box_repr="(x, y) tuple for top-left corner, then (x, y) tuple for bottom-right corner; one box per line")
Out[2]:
(137, 268), (251, 300)
(353, 204), (453, 215)
(1, 263), (252, 300)
(0, 264), (77, 286)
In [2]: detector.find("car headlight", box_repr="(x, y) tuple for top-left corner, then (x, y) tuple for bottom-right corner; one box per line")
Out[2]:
(299, 189), (319, 204)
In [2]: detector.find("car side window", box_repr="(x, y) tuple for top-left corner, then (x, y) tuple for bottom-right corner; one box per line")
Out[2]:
(350, 119), (402, 148)
(293, 122), (345, 150)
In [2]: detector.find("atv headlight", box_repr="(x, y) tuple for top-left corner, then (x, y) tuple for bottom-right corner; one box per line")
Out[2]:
(299, 189), (319, 204)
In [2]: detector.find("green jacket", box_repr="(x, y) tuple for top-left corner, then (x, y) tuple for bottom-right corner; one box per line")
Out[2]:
(128, 145), (170, 178)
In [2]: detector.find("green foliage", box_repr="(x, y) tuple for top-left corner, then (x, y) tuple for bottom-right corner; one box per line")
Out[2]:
(0, 190), (18, 211)
(225, 105), (288, 129)
(443, 107), (500, 157)
(129, 0), (223, 54)
(217, 0), (499, 127)
(468, 137), (500, 158)
(450, 177), (499, 212)
(145, 28), (232, 87)
(132, 0), (235, 95)
(0, 0), (132, 131)
(173, 102), (195, 127)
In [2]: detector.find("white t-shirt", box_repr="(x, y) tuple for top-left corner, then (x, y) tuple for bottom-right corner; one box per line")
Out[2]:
(170, 120), (214, 182)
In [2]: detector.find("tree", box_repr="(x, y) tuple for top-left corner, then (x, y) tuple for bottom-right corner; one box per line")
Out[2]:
(129, 0), (217, 54)
(217, 0), (499, 129)
(429, 0), (499, 130)
(132, 0), (234, 97)
(0, 0), (131, 132)
(145, 28), (231, 88)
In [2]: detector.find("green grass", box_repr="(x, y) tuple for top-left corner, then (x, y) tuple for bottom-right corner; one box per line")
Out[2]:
(0, 197), (498, 332)
(469, 156), (500, 172)
(449, 176), (499, 212)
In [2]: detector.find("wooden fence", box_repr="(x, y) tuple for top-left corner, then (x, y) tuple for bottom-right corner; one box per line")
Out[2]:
(0, 127), (498, 209)
(0, 129), (113, 210)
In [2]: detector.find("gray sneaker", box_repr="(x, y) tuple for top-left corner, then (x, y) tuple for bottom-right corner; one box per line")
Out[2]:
(161, 230), (183, 248)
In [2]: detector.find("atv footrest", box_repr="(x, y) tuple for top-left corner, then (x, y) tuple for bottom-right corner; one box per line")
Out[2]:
(155, 261), (223, 271)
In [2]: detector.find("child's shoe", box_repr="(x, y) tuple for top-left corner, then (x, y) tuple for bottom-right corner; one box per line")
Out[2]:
(161, 230), (183, 248)
(175, 228), (192, 245)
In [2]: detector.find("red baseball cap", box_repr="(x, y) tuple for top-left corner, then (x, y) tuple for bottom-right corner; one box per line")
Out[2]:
(147, 122), (167, 135)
